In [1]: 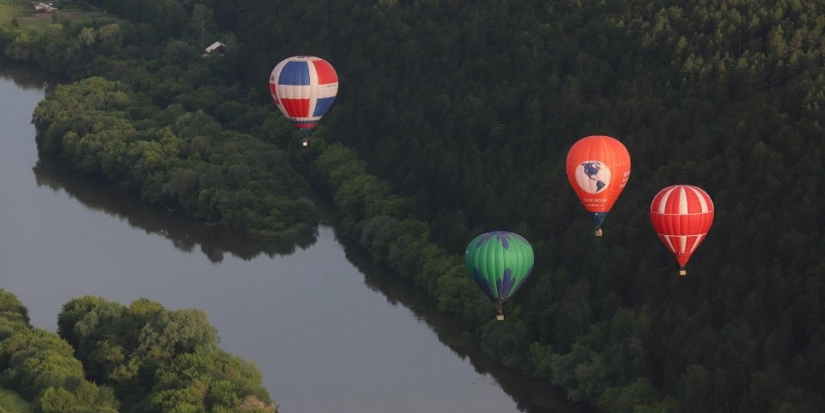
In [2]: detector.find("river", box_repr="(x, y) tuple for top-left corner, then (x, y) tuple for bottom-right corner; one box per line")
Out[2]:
(0, 62), (592, 413)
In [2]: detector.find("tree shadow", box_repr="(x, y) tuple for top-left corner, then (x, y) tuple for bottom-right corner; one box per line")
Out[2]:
(32, 157), (318, 264)
(0, 56), (64, 93)
(322, 217), (597, 413)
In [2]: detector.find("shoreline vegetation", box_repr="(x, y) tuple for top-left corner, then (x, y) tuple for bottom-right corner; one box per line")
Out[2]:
(31, 76), (319, 240)
(2, 0), (825, 413)
(0, 289), (277, 413)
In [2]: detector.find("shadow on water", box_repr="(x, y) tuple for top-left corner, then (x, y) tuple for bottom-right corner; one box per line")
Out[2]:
(0, 56), (65, 93)
(321, 216), (597, 413)
(32, 158), (318, 263)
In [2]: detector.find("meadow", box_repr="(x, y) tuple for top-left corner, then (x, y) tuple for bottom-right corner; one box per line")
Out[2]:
(0, 0), (106, 30)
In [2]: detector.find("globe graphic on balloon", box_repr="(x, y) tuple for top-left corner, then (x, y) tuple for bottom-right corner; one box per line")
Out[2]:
(574, 161), (612, 194)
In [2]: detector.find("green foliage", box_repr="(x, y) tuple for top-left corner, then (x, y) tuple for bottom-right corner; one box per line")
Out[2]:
(55, 296), (276, 413)
(0, 291), (119, 413)
(0, 289), (29, 325)
(0, 387), (33, 413)
(32, 77), (318, 239)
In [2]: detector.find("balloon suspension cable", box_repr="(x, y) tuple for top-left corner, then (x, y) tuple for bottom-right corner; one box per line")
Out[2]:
(595, 227), (603, 237)
(679, 267), (687, 277)
(496, 300), (505, 321)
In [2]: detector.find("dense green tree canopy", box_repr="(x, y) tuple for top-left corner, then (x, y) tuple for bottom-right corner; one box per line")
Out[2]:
(229, 1), (825, 411)
(0, 289), (119, 413)
(0, 289), (277, 413)
(56, 296), (276, 413)
(31, 76), (318, 238)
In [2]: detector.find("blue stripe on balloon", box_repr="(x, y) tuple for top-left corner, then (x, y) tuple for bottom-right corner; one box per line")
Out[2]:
(497, 232), (510, 248)
(313, 96), (336, 117)
(500, 269), (515, 298)
(279, 61), (310, 85)
(473, 268), (497, 300)
(474, 233), (494, 248)
(475, 231), (512, 249)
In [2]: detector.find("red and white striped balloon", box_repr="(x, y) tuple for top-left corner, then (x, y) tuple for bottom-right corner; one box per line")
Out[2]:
(650, 185), (714, 276)
(269, 56), (339, 136)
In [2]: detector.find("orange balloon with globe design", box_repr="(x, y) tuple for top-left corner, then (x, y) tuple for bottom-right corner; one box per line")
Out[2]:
(566, 135), (631, 236)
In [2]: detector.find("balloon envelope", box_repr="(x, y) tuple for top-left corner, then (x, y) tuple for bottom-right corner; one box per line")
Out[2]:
(650, 185), (714, 274)
(465, 231), (534, 311)
(269, 56), (339, 133)
(566, 135), (631, 233)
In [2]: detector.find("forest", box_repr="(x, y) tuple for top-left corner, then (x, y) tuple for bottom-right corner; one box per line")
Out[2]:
(2, 0), (824, 412)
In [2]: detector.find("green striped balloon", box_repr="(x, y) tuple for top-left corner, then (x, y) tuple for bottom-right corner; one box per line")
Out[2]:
(465, 231), (534, 320)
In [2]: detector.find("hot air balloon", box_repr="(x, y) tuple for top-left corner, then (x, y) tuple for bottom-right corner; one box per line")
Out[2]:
(465, 231), (534, 321)
(269, 56), (339, 147)
(649, 185), (714, 276)
(566, 135), (632, 236)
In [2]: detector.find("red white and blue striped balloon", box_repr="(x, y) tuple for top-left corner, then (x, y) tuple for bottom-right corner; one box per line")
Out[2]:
(269, 56), (339, 133)
(650, 185), (714, 276)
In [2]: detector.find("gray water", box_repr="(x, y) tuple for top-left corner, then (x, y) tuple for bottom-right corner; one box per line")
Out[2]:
(0, 64), (592, 413)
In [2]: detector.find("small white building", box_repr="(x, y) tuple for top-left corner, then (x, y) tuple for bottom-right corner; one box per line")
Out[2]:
(34, 2), (58, 13)
(202, 41), (226, 58)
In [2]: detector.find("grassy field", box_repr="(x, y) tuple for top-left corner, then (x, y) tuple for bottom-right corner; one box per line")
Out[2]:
(0, 4), (19, 25)
(0, 0), (28, 24)
(0, 0), (110, 31)
(0, 389), (32, 413)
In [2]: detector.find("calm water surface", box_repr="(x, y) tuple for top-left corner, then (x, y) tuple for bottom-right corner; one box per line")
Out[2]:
(0, 64), (591, 413)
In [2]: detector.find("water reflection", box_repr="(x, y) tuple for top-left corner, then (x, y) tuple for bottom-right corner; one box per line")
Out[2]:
(0, 56), (62, 93)
(328, 221), (596, 413)
(33, 158), (318, 263)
